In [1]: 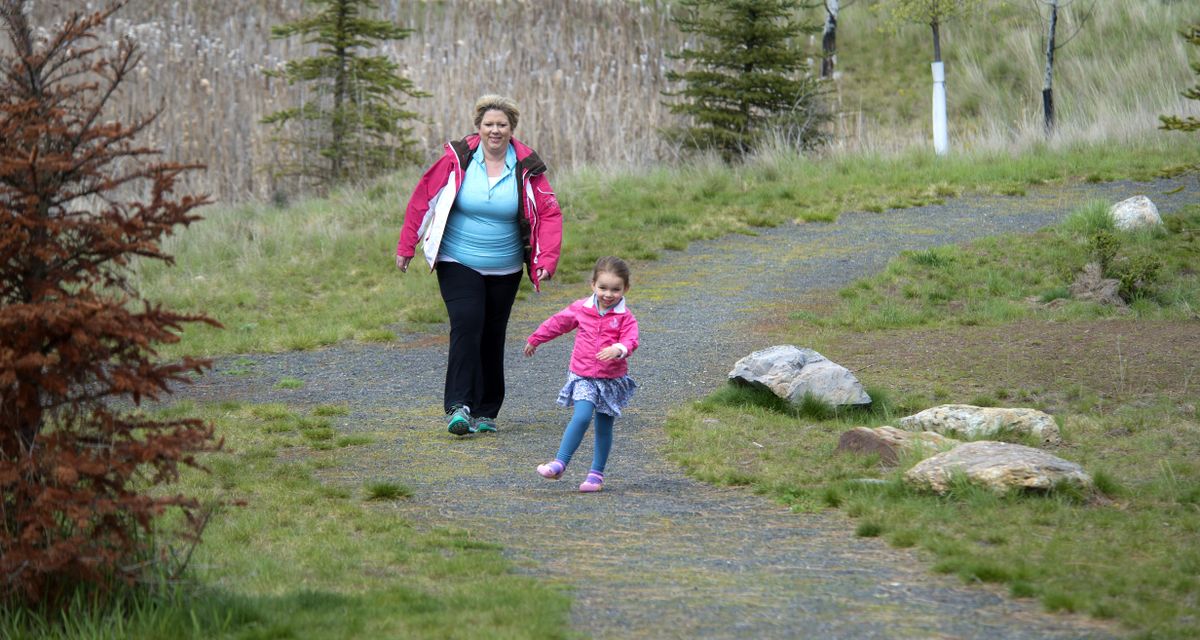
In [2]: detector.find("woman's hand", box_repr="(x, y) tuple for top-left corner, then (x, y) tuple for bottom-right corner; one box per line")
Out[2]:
(596, 345), (622, 361)
(524, 343), (537, 357)
(536, 267), (550, 282)
(396, 255), (412, 272)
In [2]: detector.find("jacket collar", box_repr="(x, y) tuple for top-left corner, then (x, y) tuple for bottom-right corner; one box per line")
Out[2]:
(455, 134), (545, 176)
(584, 294), (626, 314)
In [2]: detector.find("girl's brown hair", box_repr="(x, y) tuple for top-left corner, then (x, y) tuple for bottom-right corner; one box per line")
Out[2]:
(592, 256), (631, 288)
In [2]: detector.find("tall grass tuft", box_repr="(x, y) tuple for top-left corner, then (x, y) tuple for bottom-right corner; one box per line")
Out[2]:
(364, 481), (413, 501)
(1057, 200), (1115, 237)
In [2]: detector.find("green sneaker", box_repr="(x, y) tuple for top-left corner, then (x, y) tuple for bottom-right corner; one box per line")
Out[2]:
(473, 416), (497, 433)
(446, 405), (472, 436)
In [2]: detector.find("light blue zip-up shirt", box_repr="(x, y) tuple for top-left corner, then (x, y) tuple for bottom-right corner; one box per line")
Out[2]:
(438, 143), (523, 274)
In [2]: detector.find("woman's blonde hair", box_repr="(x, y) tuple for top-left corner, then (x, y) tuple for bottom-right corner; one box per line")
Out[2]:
(473, 94), (520, 130)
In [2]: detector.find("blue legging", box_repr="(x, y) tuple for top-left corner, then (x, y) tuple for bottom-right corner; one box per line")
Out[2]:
(555, 400), (614, 473)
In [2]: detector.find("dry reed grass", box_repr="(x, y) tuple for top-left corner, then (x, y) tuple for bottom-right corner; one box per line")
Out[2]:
(26, 1), (1200, 201)
(43, 0), (685, 201)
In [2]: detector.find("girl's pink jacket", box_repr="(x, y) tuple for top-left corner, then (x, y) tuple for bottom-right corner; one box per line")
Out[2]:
(396, 134), (562, 291)
(527, 296), (639, 379)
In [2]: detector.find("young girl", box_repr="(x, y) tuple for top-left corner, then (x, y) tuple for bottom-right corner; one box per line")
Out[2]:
(524, 256), (639, 492)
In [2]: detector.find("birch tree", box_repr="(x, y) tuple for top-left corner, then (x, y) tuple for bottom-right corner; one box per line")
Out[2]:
(886, 0), (982, 154)
(821, 0), (857, 79)
(1034, 0), (1094, 135)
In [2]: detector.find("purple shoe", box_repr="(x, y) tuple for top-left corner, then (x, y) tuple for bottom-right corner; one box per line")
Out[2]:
(579, 471), (604, 493)
(537, 460), (564, 480)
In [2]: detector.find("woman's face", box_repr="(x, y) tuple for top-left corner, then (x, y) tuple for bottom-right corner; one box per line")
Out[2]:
(477, 109), (512, 156)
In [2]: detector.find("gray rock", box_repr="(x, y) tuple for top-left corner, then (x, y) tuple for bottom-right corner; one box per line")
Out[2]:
(897, 404), (1062, 445)
(904, 441), (1092, 495)
(1109, 195), (1162, 231)
(729, 345), (871, 406)
(1069, 262), (1126, 307)
(836, 426), (959, 465)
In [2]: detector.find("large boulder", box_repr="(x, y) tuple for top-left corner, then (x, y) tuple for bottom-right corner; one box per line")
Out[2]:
(1109, 195), (1162, 231)
(836, 426), (959, 465)
(729, 345), (871, 406)
(904, 441), (1092, 495)
(897, 404), (1062, 445)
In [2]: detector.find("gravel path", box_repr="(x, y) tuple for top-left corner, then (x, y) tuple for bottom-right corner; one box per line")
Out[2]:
(184, 177), (1198, 639)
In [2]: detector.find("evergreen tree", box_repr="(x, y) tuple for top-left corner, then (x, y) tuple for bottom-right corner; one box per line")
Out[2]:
(663, 0), (826, 161)
(263, 0), (427, 188)
(1, 1), (219, 604)
(1160, 23), (1200, 134)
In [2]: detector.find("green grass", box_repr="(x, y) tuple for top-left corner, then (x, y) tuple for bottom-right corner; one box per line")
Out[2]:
(364, 481), (414, 501)
(668, 388), (1200, 638)
(135, 141), (1195, 359)
(275, 376), (304, 389)
(313, 404), (351, 417)
(0, 401), (571, 639)
(794, 203), (1200, 332)
(664, 204), (1200, 639)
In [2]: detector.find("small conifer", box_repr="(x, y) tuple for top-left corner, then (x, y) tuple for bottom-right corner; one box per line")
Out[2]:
(263, 0), (427, 188)
(1160, 23), (1200, 134)
(663, 0), (827, 161)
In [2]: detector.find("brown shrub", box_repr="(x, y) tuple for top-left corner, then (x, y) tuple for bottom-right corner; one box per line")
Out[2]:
(0, 1), (220, 606)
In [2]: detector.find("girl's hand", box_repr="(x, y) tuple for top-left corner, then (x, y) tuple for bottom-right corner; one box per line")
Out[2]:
(396, 255), (412, 272)
(524, 343), (537, 357)
(596, 345), (622, 361)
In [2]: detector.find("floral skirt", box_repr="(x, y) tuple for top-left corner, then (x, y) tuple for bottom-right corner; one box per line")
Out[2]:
(556, 372), (638, 417)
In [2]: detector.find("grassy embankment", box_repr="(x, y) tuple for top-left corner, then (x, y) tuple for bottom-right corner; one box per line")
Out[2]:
(664, 201), (1200, 639)
(136, 140), (1192, 358)
(0, 400), (572, 639)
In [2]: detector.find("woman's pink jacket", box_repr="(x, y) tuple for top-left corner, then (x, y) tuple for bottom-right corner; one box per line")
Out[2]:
(396, 134), (562, 291)
(527, 296), (639, 379)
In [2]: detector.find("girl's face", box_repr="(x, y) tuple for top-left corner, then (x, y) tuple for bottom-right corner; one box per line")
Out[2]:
(477, 109), (512, 156)
(591, 271), (627, 309)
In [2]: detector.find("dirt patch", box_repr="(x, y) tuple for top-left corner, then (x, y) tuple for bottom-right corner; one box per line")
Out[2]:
(761, 315), (1200, 411)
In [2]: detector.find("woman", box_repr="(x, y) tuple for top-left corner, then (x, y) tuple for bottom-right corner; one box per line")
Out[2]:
(396, 95), (563, 436)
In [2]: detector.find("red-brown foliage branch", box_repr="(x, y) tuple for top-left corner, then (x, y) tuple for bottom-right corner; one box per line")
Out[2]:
(0, 1), (221, 606)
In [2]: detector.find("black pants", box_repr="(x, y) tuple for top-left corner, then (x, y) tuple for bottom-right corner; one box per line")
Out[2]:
(435, 261), (523, 418)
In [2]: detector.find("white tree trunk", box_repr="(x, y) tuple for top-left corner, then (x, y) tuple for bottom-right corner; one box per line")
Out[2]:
(931, 61), (948, 155)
